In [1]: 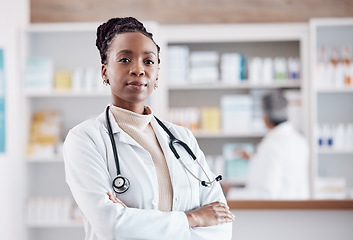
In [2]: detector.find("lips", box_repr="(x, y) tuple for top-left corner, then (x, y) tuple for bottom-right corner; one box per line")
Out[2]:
(126, 81), (148, 90)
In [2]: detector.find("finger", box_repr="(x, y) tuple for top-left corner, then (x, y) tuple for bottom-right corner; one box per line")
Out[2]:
(107, 192), (127, 207)
(217, 211), (235, 223)
(211, 204), (235, 222)
(114, 197), (127, 208)
(107, 192), (115, 201)
(210, 201), (229, 208)
(107, 192), (120, 204)
(209, 202), (230, 211)
(107, 192), (114, 199)
(224, 211), (235, 222)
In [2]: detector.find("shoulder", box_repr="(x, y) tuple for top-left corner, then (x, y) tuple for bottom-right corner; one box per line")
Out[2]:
(69, 118), (103, 137)
(261, 122), (308, 151)
(65, 112), (106, 144)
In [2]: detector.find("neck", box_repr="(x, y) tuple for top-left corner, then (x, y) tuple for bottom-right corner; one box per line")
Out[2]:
(112, 102), (145, 115)
(264, 116), (275, 130)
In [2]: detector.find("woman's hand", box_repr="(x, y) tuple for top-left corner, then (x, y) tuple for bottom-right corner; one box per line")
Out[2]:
(107, 192), (128, 208)
(185, 201), (235, 228)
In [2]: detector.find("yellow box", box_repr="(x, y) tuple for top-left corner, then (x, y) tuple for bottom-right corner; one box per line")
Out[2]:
(201, 107), (221, 131)
(54, 71), (72, 90)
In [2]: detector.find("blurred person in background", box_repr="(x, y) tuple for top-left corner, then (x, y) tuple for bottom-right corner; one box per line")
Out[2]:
(227, 91), (309, 200)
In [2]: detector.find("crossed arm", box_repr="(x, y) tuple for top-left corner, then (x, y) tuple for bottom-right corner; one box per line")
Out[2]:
(107, 192), (235, 228)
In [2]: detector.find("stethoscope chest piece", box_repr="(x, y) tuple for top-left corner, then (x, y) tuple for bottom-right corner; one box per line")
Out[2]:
(113, 175), (130, 194)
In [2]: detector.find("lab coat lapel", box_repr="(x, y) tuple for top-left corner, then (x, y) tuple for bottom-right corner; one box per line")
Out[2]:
(97, 109), (142, 147)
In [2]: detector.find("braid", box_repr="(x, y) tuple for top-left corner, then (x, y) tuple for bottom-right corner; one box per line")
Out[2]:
(96, 17), (160, 64)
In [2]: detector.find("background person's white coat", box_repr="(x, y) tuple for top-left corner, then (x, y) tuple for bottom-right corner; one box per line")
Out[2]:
(228, 121), (309, 200)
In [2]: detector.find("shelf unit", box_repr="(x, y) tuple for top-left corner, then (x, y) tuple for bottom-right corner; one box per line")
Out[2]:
(159, 23), (310, 185)
(310, 18), (353, 199)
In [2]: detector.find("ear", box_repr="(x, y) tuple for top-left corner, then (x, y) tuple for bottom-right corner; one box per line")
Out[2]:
(101, 64), (107, 80)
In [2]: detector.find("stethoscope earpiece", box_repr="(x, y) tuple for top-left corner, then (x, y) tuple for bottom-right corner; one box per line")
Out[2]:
(201, 175), (223, 187)
(216, 175), (222, 181)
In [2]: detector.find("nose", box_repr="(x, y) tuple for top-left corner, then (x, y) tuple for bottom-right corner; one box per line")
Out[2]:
(129, 60), (145, 77)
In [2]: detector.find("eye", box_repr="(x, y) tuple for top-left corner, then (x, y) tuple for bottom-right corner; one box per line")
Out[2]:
(145, 59), (155, 65)
(118, 58), (130, 63)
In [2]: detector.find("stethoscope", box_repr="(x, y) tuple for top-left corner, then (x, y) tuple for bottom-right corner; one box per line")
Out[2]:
(105, 106), (222, 194)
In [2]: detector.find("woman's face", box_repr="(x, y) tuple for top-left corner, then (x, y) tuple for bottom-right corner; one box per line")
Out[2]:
(102, 32), (159, 112)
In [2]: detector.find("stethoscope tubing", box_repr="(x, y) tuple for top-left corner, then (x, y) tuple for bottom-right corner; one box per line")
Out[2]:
(105, 105), (222, 193)
(106, 106), (122, 176)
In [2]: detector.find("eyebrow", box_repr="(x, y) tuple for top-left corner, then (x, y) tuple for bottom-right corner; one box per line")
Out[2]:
(116, 49), (157, 57)
(144, 51), (157, 57)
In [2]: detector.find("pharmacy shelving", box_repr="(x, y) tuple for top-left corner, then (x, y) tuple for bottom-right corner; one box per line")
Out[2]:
(159, 23), (310, 186)
(160, 23), (309, 151)
(310, 18), (353, 199)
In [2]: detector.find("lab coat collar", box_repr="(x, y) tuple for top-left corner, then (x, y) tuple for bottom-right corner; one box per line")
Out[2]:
(96, 107), (139, 146)
(97, 106), (173, 147)
(267, 121), (293, 138)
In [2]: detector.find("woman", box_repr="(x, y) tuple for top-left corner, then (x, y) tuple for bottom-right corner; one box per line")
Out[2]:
(63, 17), (234, 240)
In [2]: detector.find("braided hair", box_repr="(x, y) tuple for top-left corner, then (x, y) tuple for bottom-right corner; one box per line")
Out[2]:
(96, 17), (160, 65)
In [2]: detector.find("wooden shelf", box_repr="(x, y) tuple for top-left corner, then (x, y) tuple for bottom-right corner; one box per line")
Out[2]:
(27, 221), (83, 228)
(24, 91), (110, 98)
(169, 81), (301, 90)
(227, 199), (353, 210)
(26, 155), (63, 163)
(193, 130), (266, 138)
(318, 148), (353, 154)
(316, 88), (353, 93)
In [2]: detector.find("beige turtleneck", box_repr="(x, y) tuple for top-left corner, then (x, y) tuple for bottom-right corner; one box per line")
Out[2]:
(110, 105), (173, 212)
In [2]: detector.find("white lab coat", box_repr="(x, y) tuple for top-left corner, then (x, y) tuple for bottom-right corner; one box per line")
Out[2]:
(63, 108), (232, 240)
(228, 121), (309, 200)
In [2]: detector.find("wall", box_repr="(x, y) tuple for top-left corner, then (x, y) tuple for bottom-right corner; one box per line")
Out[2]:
(31, 0), (353, 23)
(0, 0), (29, 239)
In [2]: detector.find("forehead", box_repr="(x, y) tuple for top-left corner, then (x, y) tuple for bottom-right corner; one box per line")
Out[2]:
(109, 32), (158, 53)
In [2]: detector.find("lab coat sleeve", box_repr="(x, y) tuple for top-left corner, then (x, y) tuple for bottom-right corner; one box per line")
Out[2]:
(63, 123), (192, 240)
(185, 129), (233, 240)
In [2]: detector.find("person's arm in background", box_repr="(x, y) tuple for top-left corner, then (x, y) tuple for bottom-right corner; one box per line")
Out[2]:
(64, 122), (233, 240)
